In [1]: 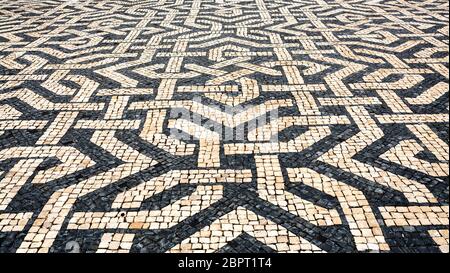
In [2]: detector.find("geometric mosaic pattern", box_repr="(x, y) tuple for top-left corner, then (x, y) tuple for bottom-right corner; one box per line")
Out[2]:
(0, 0), (448, 253)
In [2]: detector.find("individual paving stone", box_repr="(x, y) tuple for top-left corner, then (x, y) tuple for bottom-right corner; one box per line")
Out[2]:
(0, 0), (448, 254)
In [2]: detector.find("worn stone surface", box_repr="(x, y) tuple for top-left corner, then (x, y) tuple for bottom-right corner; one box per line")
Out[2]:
(0, 0), (448, 253)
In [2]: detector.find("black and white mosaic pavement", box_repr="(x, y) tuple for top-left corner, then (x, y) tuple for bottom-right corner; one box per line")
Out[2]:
(0, 0), (448, 253)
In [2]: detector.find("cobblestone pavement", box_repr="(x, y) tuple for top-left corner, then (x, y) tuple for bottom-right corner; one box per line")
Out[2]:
(0, 0), (448, 253)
